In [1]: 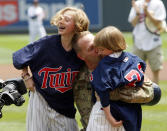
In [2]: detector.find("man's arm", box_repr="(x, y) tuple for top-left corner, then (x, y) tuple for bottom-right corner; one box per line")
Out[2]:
(109, 75), (160, 104)
(144, 3), (162, 29)
(73, 65), (93, 131)
(131, 0), (140, 27)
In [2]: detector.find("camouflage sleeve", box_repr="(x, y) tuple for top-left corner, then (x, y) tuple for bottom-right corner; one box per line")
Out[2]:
(109, 75), (154, 103)
(73, 65), (93, 130)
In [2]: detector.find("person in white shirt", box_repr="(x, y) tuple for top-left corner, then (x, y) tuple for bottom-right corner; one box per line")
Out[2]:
(128, 0), (166, 84)
(28, 0), (46, 43)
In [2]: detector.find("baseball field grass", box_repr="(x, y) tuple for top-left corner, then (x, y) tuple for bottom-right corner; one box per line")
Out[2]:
(0, 33), (167, 131)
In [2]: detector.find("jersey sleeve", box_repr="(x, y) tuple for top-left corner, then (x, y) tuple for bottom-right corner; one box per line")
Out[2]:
(128, 1), (140, 23)
(91, 64), (115, 107)
(27, 7), (34, 18)
(12, 40), (43, 69)
(128, 7), (136, 23)
(39, 7), (45, 20)
(123, 53), (146, 87)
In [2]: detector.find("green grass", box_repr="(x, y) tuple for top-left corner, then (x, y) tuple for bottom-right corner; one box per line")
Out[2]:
(0, 81), (166, 131)
(0, 34), (29, 64)
(141, 80), (167, 131)
(0, 94), (28, 131)
(123, 32), (167, 60)
(0, 34), (167, 131)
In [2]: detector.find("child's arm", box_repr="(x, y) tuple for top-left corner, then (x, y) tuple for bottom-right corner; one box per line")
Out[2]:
(94, 88), (123, 127)
(103, 105), (123, 127)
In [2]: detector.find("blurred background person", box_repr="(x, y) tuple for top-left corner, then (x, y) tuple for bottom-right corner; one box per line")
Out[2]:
(128, 0), (166, 85)
(79, 3), (85, 10)
(27, 0), (46, 43)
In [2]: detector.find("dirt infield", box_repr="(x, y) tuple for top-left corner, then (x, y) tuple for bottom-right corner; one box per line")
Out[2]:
(0, 62), (167, 81)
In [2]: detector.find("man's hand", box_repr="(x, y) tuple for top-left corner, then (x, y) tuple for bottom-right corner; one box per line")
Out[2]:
(143, 2), (148, 16)
(132, 0), (140, 15)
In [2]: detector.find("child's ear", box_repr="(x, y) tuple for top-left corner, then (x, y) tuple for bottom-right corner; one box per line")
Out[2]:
(77, 53), (84, 61)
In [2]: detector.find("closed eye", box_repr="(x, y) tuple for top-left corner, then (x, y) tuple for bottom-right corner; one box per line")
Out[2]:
(88, 45), (94, 52)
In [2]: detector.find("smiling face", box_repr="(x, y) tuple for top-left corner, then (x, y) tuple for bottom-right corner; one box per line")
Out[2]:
(50, 7), (89, 35)
(57, 10), (75, 36)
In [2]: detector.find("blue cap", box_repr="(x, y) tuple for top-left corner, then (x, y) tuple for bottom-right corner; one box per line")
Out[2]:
(144, 83), (161, 106)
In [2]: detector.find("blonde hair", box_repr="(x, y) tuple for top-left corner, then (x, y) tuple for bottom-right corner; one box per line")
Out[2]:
(50, 7), (89, 32)
(94, 26), (126, 52)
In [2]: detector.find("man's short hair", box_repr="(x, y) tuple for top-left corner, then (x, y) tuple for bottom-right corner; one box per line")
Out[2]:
(72, 31), (91, 53)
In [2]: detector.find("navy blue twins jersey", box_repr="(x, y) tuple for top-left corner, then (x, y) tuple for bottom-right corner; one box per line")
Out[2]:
(13, 35), (83, 118)
(91, 52), (146, 107)
(91, 52), (146, 131)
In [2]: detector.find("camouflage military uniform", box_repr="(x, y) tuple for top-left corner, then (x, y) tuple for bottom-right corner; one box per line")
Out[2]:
(73, 65), (93, 131)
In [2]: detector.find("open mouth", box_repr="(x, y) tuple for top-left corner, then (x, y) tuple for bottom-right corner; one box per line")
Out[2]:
(59, 26), (65, 30)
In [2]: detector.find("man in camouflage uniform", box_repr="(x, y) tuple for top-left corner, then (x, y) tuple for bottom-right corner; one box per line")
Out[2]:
(72, 31), (157, 131)
(72, 31), (100, 131)
(73, 65), (93, 130)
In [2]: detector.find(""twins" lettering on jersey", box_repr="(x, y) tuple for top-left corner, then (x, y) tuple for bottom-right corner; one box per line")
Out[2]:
(38, 66), (79, 93)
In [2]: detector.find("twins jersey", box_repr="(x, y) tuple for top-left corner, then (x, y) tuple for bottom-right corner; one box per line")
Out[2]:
(91, 52), (146, 131)
(13, 35), (83, 118)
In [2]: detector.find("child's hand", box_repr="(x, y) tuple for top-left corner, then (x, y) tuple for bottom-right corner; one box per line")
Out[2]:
(21, 68), (35, 92)
(110, 119), (123, 127)
(103, 105), (123, 127)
